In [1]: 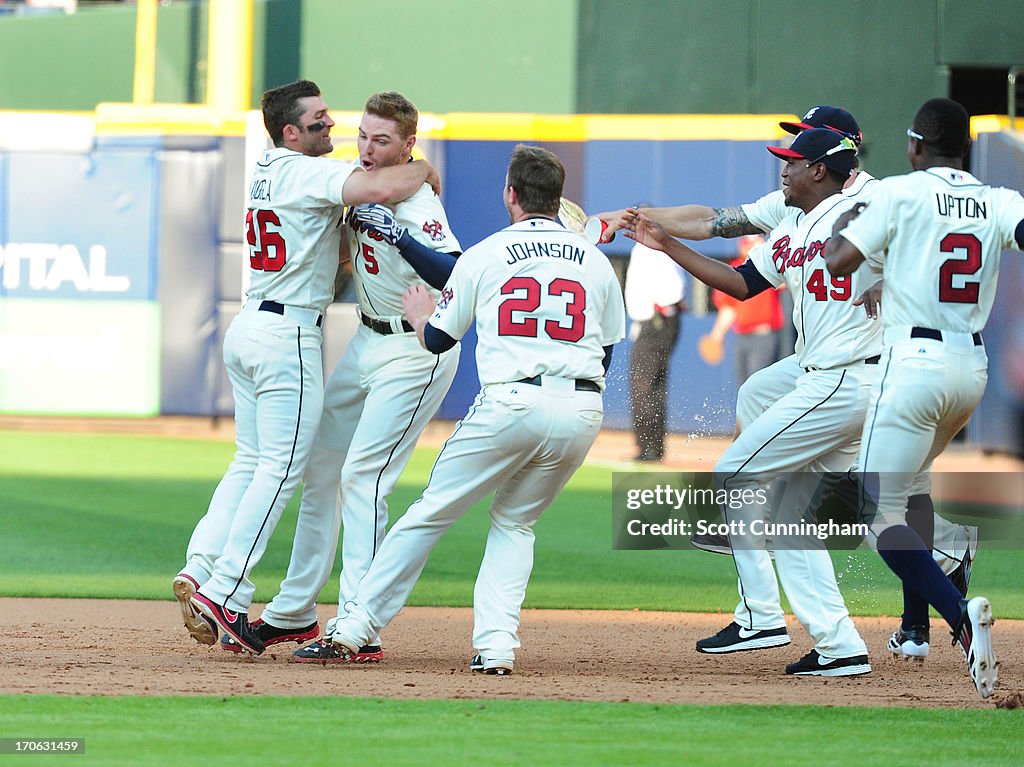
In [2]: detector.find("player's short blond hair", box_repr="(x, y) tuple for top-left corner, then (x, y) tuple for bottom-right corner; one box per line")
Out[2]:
(364, 92), (418, 139)
(507, 144), (564, 216)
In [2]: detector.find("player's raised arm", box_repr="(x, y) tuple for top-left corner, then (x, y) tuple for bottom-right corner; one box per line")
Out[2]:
(342, 158), (440, 206)
(592, 204), (762, 243)
(824, 202), (869, 277)
(623, 209), (750, 298)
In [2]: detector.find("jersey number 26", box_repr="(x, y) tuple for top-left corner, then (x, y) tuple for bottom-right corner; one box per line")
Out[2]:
(246, 208), (287, 271)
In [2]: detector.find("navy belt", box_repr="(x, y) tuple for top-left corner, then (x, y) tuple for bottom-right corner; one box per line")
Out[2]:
(804, 355), (880, 373)
(361, 313), (414, 335)
(518, 375), (601, 393)
(259, 300), (323, 328)
(911, 327), (982, 346)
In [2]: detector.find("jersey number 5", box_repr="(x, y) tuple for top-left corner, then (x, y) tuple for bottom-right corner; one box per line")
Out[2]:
(246, 209), (287, 271)
(498, 276), (586, 342)
(938, 233), (981, 304)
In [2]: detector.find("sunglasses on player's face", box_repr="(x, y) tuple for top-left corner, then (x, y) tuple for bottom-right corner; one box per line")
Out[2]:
(804, 135), (859, 168)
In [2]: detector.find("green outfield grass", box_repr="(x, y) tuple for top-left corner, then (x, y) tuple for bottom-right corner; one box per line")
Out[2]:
(0, 429), (1021, 618)
(0, 695), (1020, 767)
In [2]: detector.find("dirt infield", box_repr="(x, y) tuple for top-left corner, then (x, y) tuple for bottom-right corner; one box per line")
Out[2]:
(2, 598), (1021, 708)
(2, 417), (1020, 708)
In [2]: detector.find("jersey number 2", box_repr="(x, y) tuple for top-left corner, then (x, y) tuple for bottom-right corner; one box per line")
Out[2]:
(938, 233), (981, 304)
(246, 209), (287, 271)
(498, 276), (586, 342)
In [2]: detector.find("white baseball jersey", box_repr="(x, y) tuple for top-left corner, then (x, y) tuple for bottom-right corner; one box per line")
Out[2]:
(256, 185), (463, 642)
(430, 217), (625, 386)
(246, 148), (357, 313)
(742, 171), (876, 234)
(840, 167), (1024, 332)
(745, 194), (881, 369)
(349, 183), (461, 318)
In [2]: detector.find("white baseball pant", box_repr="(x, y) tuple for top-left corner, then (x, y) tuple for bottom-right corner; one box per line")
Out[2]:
(330, 378), (604, 665)
(861, 327), (988, 538)
(718, 361), (879, 659)
(259, 323), (459, 637)
(183, 302), (325, 611)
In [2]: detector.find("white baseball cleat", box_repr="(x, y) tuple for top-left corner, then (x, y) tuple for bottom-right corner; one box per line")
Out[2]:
(954, 596), (998, 699)
(470, 654), (514, 676)
(887, 625), (929, 662)
(172, 573), (217, 645)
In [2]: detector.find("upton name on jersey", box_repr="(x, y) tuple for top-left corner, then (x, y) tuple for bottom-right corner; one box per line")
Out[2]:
(841, 167), (1024, 333)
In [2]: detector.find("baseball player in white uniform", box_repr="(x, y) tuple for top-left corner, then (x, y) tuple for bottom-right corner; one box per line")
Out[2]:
(826, 97), (1024, 698)
(173, 81), (440, 655)
(596, 106), (978, 656)
(626, 129), (880, 676)
(215, 92), (463, 661)
(323, 145), (625, 674)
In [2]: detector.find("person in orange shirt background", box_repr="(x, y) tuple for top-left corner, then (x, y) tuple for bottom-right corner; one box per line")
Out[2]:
(699, 235), (786, 387)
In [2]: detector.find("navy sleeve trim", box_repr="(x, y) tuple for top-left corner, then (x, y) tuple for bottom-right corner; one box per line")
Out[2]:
(735, 260), (773, 298)
(1015, 219), (1024, 250)
(423, 323), (458, 354)
(397, 231), (459, 290)
(602, 345), (614, 373)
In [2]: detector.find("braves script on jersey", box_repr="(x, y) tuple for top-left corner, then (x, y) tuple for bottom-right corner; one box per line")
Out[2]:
(246, 148), (357, 312)
(349, 184), (461, 318)
(429, 217), (625, 385)
(746, 193), (881, 369)
(841, 167), (1024, 332)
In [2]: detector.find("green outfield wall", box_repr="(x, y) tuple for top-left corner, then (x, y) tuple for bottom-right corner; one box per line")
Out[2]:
(1, 0), (1022, 175)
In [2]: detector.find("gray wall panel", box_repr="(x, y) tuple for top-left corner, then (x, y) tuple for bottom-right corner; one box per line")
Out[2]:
(158, 150), (222, 415)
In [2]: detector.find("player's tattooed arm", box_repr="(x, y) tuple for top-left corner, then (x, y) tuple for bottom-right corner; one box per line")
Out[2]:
(594, 203), (759, 242)
(637, 205), (759, 240)
(709, 207), (761, 238)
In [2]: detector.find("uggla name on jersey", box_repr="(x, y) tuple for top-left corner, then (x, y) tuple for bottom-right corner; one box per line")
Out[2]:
(0, 243), (131, 292)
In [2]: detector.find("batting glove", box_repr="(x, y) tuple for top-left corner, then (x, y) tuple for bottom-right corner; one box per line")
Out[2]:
(350, 203), (408, 246)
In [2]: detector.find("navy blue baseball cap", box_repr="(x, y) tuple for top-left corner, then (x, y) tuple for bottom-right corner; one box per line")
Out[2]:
(767, 128), (859, 177)
(780, 105), (862, 146)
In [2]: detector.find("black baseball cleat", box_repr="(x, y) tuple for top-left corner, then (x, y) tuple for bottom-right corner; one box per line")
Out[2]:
(190, 593), (265, 655)
(952, 596), (998, 699)
(887, 624), (929, 661)
(949, 546), (974, 599)
(221, 619), (319, 653)
(291, 639), (384, 664)
(785, 649), (871, 677)
(470, 654), (514, 675)
(689, 532), (731, 555)
(696, 622), (791, 654)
